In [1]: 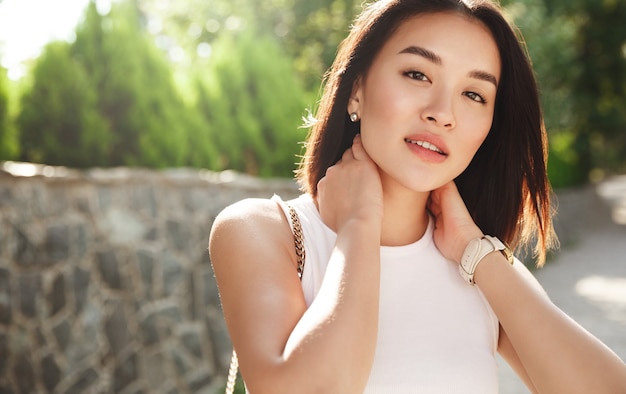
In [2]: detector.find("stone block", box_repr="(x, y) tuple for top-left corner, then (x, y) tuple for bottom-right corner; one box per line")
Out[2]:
(100, 207), (147, 245)
(136, 249), (154, 298)
(169, 346), (191, 376)
(45, 224), (70, 263)
(0, 227), (5, 260)
(0, 333), (7, 376)
(0, 268), (10, 324)
(166, 220), (188, 252)
(52, 320), (71, 352)
(76, 224), (88, 258)
(141, 350), (167, 390)
(35, 327), (46, 348)
(201, 268), (220, 309)
(47, 187), (69, 216)
(41, 353), (61, 392)
(129, 185), (157, 218)
(139, 303), (182, 346)
(144, 227), (157, 241)
(12, 352), (36, 394)
(96, 250), (123, 290)
(104, 301), (131, 357)
(74, 195), (92, 214)
(14, 226), (36, 266)
(113, 352), (138, 392)
(73, 267), (90, 314)
(0, 185), (13, 207)
(48, 272), (66, 317)
(139, 312), (160, 346)
(181, 328), (203, 359)
(97, 187), (112, 212)
(65, 305), (101, 369)
(65, 368), (99, 394)
(162, 253), (183, 297)
(206, 313), (232, 371)
(187, 370), (213, 393)
(18, 273), (41, 319)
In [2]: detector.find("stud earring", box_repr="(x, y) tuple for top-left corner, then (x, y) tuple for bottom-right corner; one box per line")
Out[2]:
(350, 113), (359, 122)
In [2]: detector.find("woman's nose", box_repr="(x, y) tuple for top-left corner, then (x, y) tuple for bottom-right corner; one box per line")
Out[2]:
(420, 89), (456, 129)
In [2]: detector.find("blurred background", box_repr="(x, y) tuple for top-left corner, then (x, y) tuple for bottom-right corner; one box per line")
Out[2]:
(0, 0), (625, 185)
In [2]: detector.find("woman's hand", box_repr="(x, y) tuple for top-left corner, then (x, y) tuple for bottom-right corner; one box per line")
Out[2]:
(428, 181), (483, 263)
(316, 134), (383, 233)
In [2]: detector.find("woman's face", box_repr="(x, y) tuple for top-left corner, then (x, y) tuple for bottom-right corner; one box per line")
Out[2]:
(348, 11), (501, 193)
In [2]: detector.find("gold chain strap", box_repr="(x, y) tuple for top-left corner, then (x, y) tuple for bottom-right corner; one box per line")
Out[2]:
(225, 202), (305, 394)
(225, 349), (239, 394)
(288, 203), (306, 279)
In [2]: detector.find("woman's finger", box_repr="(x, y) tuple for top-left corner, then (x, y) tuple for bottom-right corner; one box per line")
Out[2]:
(351, 134), (372, 162)
(341, 146), (354, 162)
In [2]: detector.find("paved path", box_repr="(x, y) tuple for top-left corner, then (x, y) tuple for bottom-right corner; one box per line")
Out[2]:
(498, 177), (626, 393)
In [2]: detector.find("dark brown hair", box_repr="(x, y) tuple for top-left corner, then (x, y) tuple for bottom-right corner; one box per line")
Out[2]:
(296, 0), (557, 265)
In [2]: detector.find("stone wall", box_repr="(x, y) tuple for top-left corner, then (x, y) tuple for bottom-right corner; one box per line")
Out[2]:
(0, 162), (300, 394)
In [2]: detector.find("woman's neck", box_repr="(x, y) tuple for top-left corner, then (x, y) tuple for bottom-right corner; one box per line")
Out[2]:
(380, 184), (430, 247)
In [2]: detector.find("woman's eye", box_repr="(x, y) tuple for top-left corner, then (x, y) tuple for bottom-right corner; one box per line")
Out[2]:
(465, 91), (487, 104)
(404, 71), (429, 81)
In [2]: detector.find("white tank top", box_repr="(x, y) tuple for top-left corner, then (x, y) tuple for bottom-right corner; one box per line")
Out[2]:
(273, 194), (500, 393)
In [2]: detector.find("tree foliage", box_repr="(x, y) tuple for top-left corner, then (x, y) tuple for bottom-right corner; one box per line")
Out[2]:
(137, 0), (360, 90)
(18, 0), (206, 168)
(497, 0), (626, 186)
(18, 42), (111, 166)
(501, 0), (583, 187)
(0, 67), (18, 160)
(72, 0), (197, 167)
(569, 0), (626, 177)
(196, 29), (310, 177)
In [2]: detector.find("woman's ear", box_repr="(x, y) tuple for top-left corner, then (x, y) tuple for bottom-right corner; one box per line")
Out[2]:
(347, 77), (363, 116)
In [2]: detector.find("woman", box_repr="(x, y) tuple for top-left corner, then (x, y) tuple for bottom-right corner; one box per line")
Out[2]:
(209, 0), (626, 392)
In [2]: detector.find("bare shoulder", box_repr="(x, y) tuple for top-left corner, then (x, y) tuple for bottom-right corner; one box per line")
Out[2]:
(209, 197), (297, 277)
(210, 198), (287, 240)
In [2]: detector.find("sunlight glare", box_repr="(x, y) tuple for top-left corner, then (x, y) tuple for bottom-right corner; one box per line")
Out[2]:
(2, 161), (38, 177)
(0, 0), (115, 80)
(576, 275), (626, 306)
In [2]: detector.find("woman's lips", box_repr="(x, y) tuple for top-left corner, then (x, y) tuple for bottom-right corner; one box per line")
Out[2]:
(404, 137), (448, 163)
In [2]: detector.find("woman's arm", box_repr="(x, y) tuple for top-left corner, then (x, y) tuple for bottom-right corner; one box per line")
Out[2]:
(497, 260), (549, 394)
(475, 252), (626, 393)
(209, 135), (383, 394)
(429, 181), (626, 393)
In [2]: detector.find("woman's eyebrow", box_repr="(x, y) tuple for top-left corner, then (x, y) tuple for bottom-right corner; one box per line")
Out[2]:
(469, 70), (498, 88)
(399, 45), (498, 88)
(399, 45), (441, 65)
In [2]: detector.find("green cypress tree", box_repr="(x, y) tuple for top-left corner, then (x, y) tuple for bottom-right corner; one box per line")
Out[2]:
(0, 67), (19, 160)
(18, 42), (111, 167)
(71, 0), (193, 167)
(197, 30), (309, 177)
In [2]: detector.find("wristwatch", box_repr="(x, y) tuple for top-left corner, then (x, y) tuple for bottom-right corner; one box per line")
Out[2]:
(459, 235), (514, 285)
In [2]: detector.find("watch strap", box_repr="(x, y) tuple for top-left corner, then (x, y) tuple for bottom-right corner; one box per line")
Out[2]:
(459, 235), (514, 285)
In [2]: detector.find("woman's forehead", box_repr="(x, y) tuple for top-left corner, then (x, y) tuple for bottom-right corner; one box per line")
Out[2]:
(376, 12), (501, 79)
